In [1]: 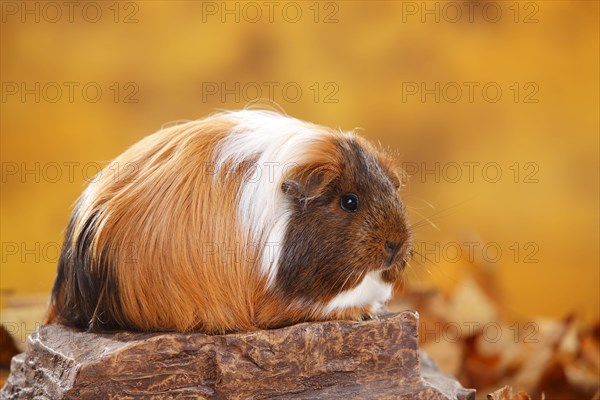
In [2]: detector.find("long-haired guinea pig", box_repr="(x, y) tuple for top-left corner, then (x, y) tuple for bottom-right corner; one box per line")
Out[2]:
(44, 110), (413, 334)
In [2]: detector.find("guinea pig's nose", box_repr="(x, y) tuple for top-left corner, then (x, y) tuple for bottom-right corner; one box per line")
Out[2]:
(384, 241), (399, 255)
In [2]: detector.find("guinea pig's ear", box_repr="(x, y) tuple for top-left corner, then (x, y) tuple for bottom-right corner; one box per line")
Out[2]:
(379, 156), (406, 190)
(281, 165), (336, 205)
(388, 170), (402, 190)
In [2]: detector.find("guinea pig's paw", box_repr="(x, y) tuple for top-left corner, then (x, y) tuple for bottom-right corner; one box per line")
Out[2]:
(360, 312), (378, 321)
(371, 301), (390, 316)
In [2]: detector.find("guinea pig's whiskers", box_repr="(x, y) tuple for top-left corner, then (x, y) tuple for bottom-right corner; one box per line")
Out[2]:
(408, 209), (440, 231)
(407, 249), (439, 278)
(405, 197), (436, 211)
(404, 261), (423, 281)
(407, 199), (473, 231)
(415, 259), (436, 279)
(410, 248), (436, 265)
(408, 250), (463, 286)
(403, 260), (415, 275)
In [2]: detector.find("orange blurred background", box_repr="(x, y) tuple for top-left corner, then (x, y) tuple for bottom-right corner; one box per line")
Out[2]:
(1, 0), (598, 342)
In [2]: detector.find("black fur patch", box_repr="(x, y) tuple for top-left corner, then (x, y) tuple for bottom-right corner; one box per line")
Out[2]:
(50, 205), (128, 331)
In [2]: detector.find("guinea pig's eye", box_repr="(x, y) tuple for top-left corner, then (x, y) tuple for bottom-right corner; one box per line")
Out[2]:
(340, 193), (359, 212)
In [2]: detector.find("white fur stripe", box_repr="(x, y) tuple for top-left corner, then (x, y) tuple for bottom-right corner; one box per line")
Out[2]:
(213, 110), (325, 286)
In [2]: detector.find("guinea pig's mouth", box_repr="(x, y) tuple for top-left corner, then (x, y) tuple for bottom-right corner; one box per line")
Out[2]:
(382, 259), (403, 271)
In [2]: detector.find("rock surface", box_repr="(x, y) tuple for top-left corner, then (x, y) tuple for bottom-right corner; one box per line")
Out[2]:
(1, 311), (475, 399)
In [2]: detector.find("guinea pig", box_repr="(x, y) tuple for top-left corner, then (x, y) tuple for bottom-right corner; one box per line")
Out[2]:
(44, 110), (413, 334)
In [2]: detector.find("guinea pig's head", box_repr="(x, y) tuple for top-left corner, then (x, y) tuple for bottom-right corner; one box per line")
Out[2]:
(275, 132), (412, 310)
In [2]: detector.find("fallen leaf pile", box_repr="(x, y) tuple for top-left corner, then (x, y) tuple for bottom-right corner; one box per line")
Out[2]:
(487, 385), (544, 400)
(389, 271), (600, 399)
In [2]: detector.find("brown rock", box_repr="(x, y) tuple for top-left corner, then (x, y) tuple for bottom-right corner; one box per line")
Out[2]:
(1, 311), (475, 399)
